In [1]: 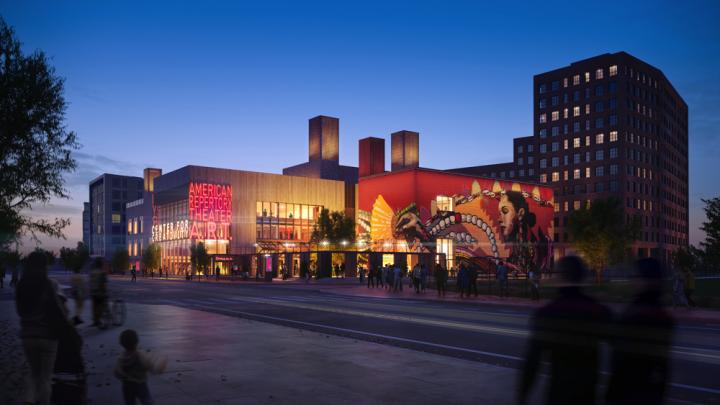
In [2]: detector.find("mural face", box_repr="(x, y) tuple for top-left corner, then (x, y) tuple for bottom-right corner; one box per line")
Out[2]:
(358, 170), (554, 273)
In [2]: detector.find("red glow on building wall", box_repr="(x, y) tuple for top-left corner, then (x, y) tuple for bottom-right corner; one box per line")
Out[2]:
(188, 182), (232, 240)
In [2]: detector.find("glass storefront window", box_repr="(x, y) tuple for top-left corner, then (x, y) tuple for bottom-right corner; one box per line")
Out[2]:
(279, 203), (286, 219)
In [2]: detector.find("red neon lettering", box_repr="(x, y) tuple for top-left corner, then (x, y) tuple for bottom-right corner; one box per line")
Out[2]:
(207, 221), (217, 239)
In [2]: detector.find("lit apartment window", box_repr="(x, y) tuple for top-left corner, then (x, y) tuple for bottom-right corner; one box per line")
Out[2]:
(573, 169), (581, 179)
(112, 213), (121, 224)
(609, 131), (618, 142)
(585, 167), (591, 178)
(585, 72), (590, 82)
(564, 201), (569, 212)
(127, 221), (132, 234)
(585, 135), (591, 146)
(563, 78), (568, 87)
(585, 104), (590, 115)
(127, 244), (132, 256)
(563, 108), (568, 119)
(552, 172), (560, 182)
(596, 68), (604, 80)
(539, 114), (547, 123)
(552, 111), (559, 121)
(540, 174), (548, 183)
(563, 139), (569, 150)
(133, 219), (137, 234)
(573, 138), (580, 148)
(574, 200), (581, 210)
(573, 106), (580, 117)
(564, 170), (569, 181)
(596, 133), (604, 144)
(609, 65), (618, 76)
(573, 75), (580, 85)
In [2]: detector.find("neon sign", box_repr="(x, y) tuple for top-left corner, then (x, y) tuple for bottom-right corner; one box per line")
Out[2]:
(152, 220), (189, 242)
(188, 182), (232, 240)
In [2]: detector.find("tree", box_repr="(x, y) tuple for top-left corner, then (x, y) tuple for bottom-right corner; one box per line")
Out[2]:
(310, 209), (355, 245)
(0, 18), (79, 248)
(141, 243), (162, 273)
(59, 241), (89, 272)
(568, 197), (640, 282)
(111, 248), (130, 274)
(700, 196), (720, 269)
(190, 242), (210, 276)
(672, 245), (698, 272)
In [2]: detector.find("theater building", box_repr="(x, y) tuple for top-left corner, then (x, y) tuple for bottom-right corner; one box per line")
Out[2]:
(151, 165), (347, 276)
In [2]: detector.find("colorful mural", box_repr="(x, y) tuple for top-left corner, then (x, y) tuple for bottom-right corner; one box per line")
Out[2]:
(358, 169), (555, 273)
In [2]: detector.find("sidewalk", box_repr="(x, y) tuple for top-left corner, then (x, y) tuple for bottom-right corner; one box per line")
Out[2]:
(0, 300), (537, 405)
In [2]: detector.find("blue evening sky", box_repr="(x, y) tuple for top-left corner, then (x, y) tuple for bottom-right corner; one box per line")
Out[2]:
(2, 1), (718, 251)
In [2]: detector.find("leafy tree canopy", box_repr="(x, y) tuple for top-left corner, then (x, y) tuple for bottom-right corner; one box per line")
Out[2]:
(111, 248), (129, 273)
(141, 243), (162, 272)
(59, 241), (89, 272)
(190, 241), (210, 273)
(700, 196), (720, 267)
(310, 209), (355, 245)
(568, 197), (640, 281)
(0, 17), (78, 248)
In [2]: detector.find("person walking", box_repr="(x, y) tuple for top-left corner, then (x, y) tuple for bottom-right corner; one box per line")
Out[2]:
(393, 264), (403, 292)
(457, 264), (468, 298)
(16, 251), (78, 405)
(412, 264), (421, 293)
(468, 265), (478, 297)
(359, 265), (365, 284)
(215, 265), (221, 281)
(420, 264), (428, 292)
(376, 265), (383, 288)
(605, 258), (674, 405)
(381, 265), (388, 290)
(367, 266), (375, 288)
(70, 268), (86, 325)
(518, 256), (613, 405)
(435, 264), (448, 297)
(10, 263), (20, 287)
(683, 267), (697, 307)
(89, 258), (108, 327)
(131, 265), (137, 282)
(496, 261), (509, 298)
(528, 267), (540, 301)
(0, 261), (5, 288)
(671, 269), (688, 308)
(114, 329), (168, 405)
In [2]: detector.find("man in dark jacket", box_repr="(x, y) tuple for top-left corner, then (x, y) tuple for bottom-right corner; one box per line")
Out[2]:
(605, 258), (674, 404)
(518, 256), (612, 405)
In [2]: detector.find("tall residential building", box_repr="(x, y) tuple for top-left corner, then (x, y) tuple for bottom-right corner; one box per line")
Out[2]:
(89, 173), (144, 259)
(451, 52), (688, 262)
(82, 202), (90, 247)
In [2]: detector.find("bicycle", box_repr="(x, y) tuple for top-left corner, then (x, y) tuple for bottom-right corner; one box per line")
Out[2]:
(98, 296), (126, 329)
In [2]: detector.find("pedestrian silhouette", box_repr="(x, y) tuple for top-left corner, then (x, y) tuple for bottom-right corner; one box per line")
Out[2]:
(605, 258), (674, 404)
(518, 256), (612, 405)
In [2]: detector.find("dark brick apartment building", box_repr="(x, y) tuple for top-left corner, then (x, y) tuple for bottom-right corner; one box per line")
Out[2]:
(451, 52), (688, 262)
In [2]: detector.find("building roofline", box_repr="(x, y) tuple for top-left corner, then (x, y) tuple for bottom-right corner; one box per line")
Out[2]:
(359, 166), (546, 187)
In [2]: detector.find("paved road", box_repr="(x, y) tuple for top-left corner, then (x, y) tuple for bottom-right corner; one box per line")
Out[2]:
(7, 272), (720, 403)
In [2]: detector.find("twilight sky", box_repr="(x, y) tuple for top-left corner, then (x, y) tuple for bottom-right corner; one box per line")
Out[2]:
(3, 0), (719, 252)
